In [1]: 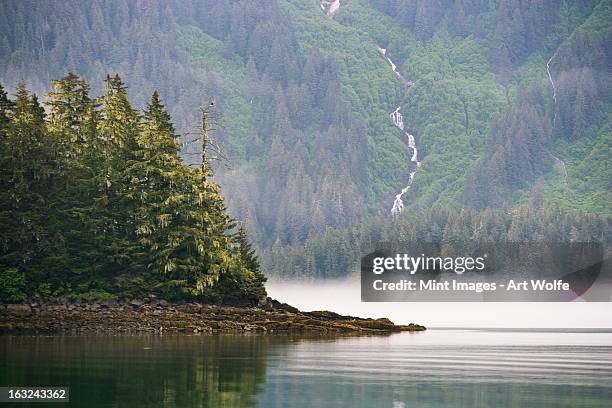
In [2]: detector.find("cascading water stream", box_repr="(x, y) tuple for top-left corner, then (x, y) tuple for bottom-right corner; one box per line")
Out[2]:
(546, 51), (558, 126)
(546, 50), (569, 185)
(389, 106), (420, 215)
(378, 47), (414, 87)
(382, 50), (420, 216)
(320, 0), (341, 18)
(318, 2), (420, 215)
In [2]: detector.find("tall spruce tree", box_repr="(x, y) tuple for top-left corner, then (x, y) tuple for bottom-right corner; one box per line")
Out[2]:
(130, 91), (188, 286)
(0, 85), (62, 290)
(45, 73), (107, 283)
(97, 74), (145, 277)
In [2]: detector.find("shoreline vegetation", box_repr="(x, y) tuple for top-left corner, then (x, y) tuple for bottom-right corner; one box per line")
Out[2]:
(0, 297), (425, 335)
(1, 76), (268, 305)
(0, 76), (425, 335)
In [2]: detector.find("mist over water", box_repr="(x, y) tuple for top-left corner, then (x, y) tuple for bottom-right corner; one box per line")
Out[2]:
(266, 277), (612, 329)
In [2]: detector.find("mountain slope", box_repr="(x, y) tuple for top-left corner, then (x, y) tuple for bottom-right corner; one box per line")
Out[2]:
(0, 0), (609, 272)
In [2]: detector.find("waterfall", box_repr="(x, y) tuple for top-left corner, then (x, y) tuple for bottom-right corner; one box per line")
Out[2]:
(316, 3), (421, 215)
(320, 0), (341, 18)
(378, 47), (421, 215)
(407, 133), (418, 163)
(378, 47), (414, 87)
(318, 0), (420, 215)
(390, 106), (404, 130)
(380, 48), (420, 216)
(546, 51), (558, 126)
(389, 106), (420, 216)
(546, 50), (569, 185)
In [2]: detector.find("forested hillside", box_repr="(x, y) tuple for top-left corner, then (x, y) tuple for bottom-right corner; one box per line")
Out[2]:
(0, 0), (380, 249)
(1, 0), (610, 279)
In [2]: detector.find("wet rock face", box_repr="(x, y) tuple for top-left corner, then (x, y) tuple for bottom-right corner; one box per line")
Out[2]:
(0, 299), (425, 335)
(5, 304), (32, 317)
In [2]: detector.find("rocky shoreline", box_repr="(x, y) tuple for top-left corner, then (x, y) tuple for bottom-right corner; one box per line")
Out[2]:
(0, 297), (425, 335)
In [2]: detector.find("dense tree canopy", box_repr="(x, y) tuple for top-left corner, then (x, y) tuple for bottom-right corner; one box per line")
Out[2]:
(0, 0), (610, 280)
(263, 205), (611, 279)
(0, 76), (266, 303)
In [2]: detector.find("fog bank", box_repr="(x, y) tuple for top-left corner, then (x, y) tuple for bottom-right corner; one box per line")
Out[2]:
(266, 277), (612, 328)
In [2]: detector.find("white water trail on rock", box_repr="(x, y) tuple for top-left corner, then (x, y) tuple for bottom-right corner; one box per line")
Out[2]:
(408, 133), (418, 163)
(318, 3), (418, 215)
(378, 47), (413, 86)
(546, 50), (569, 185)
(318, 0), (419, 214)
(546, 51), (558, 127)
(381, 49), (419, 216)
(320, 0), (341, 18)
(550, 152), (569, 184)
(390, 106), (420, 216)
(390, 105), (404, 130)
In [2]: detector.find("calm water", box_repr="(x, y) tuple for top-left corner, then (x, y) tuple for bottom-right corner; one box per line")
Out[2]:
(1, 330), (612, 407)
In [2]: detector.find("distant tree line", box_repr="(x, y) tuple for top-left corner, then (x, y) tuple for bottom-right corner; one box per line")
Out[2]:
(263, 206), (611, 279)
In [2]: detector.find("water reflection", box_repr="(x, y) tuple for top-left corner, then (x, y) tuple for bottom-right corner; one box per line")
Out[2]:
(1, 335), (278, 407)
(1, 331), (612, 407)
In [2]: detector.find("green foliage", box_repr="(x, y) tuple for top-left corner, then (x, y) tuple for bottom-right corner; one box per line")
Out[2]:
(177, 26), (255, 162)
(65, 290), (117, 301)
(0, 0), (610, 282)
(0, 268), (26, 302)
(536, 113), (612, 215)
(263, 205), (611, 278)
(35, 283), (54, 297)
(0, 75), (266, 303)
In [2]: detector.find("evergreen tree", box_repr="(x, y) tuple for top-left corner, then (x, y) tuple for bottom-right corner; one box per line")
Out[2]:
(130, 91), (188, 282)
(214, 223), (267, 304)
(1, 78), (269, 303)
(172, 109), (234, 297)
(45, 73), (108, 283)
(235, 224), (262, 275)
(0, 85), (60, 289)
(0, 85), (14, 127)
(47, 73), (91, 137)
(97, 74), (145, 275)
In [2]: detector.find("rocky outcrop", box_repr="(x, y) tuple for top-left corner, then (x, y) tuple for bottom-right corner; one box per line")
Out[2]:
(0, 298), (425, 335)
